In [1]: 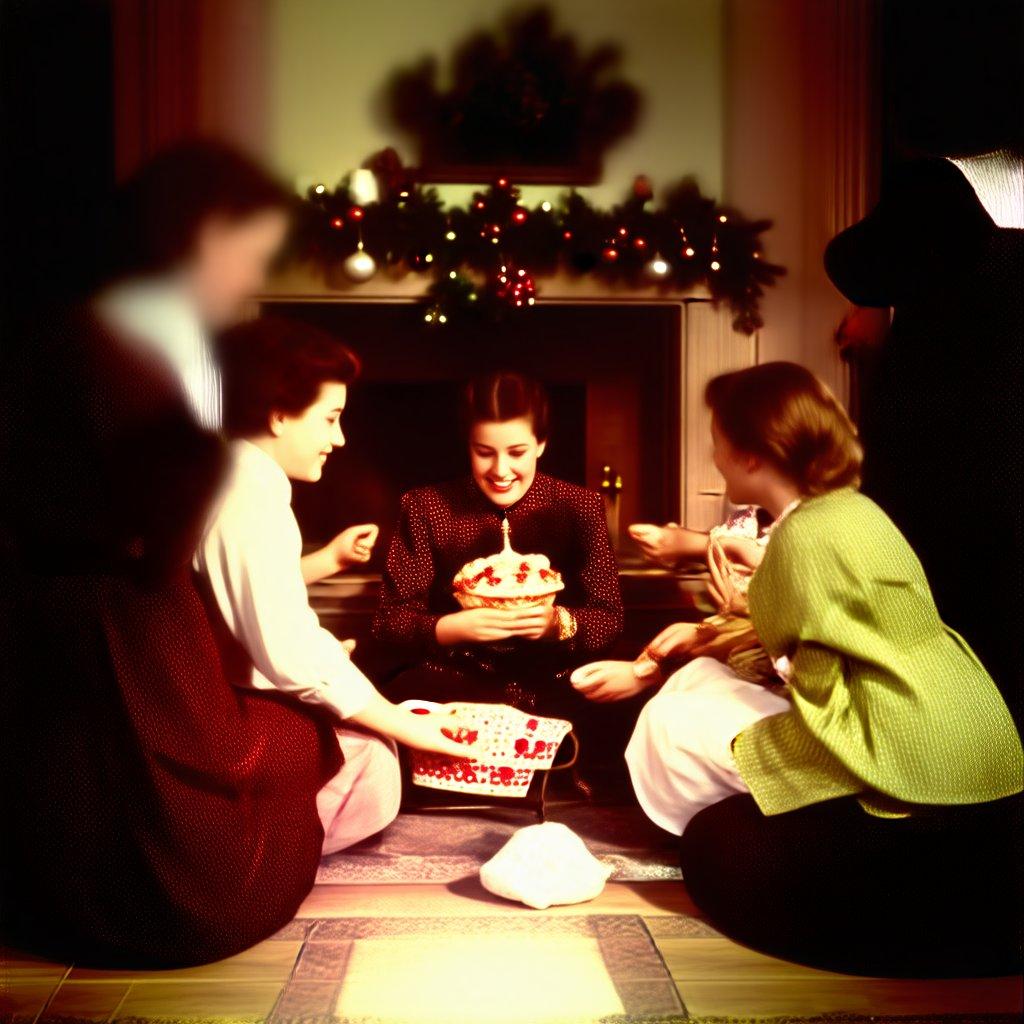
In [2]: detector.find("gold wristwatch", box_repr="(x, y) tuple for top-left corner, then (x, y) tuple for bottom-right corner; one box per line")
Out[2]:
(555, 606), (578, 642)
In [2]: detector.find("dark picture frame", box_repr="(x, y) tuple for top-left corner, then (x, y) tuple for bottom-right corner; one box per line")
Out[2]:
(386, 6), (641, 185)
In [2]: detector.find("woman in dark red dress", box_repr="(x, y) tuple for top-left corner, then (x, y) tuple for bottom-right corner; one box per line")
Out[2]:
(0, 143), (341, 967)
(373, 372), (624, 721)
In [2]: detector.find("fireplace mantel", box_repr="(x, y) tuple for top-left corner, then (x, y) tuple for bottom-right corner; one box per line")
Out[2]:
(258, 263), (758, 532)
(260, 261), (715, 306)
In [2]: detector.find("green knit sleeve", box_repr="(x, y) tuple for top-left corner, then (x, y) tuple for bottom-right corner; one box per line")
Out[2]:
(742, 490), (1024, 814)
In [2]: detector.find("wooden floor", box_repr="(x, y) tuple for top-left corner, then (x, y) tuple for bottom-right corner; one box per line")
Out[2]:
(3, 880), (1021, 1022)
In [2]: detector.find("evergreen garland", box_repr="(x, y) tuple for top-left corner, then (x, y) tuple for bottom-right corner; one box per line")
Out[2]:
(295, 169), (784, 335)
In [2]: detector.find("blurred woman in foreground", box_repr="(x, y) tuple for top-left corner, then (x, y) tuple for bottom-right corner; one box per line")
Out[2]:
(0, 142), (343, 966)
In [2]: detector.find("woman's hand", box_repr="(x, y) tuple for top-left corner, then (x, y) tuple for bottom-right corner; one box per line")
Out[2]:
(350, 693), (473, 759)
(708, 540), (749, 616)
(629, 523), (705, 569)
(508, 603), (558, 640)
(330, 523), (379, 569)
(390, 709), (478, 758)
(571, 661), (653, 702)
(645, 620), (721, 663)
(301, 524), (379, 584)
(435, 606), (556, 645)
(715, 534), (765, 572)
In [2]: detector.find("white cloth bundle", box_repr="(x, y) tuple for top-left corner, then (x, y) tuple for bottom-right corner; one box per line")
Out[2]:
(479, 822), (613, 910)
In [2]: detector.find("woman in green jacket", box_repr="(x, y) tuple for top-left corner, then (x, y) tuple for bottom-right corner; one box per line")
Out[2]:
(621, 361), (1023, 975)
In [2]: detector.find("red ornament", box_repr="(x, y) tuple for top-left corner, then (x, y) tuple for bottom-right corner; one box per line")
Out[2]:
(511, 207), (528, 224)
(494, 263), (536, 308)
(330, 217), (344, 229)
(602, 246), (619, 262)
(633, 236), (648, 250)
(347, 205), (364, 221)
(475, 200), (486, 210)
(496, 177), (510, 189)
(563, 230), (573, 240)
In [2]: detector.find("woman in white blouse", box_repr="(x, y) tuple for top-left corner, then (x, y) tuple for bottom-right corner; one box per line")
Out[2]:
(196, 315), (471, 852)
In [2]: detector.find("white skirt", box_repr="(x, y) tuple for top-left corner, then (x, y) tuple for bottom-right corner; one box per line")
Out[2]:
(625, 656), (790, 836)
(317, 727), (401, 854)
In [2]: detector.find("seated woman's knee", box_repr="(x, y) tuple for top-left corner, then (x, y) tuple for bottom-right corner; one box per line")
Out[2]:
(635, 691), (723, 764)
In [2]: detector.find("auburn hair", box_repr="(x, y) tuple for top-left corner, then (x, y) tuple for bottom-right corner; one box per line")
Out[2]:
(219, 315), (361, 438)
(113, 139), (293, 276)
(704, 362), (862, 495)
(460, 371), (550, 442)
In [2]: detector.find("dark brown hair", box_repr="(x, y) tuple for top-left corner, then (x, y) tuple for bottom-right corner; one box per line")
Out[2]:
(114, 139), (293, 276)
(460, 371), (550, 442)
(704, 361), (862, 495)
(219, 315), (361, 438)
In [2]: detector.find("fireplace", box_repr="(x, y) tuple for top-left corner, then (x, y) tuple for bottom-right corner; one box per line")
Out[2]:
(262, 299), (684, 568)
(258, 285), (757, 656)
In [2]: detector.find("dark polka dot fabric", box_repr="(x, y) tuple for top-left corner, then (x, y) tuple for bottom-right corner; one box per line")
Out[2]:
(373, 473), (623, 706)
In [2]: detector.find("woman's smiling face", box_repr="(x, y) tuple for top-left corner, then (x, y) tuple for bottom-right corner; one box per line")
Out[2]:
(469, 417), (546, 508)
(270, 381), (347, 482)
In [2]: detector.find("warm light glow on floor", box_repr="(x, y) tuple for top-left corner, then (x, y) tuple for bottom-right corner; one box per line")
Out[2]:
(336, 933), (624, 1024)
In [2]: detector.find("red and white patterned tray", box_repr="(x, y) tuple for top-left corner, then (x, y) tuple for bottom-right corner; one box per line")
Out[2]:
(401, 700), (574, 797)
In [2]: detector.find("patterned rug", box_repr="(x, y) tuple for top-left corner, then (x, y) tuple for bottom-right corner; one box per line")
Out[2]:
(106, 915), (1015, 1024)
(317, 804), (682, 884)
(266, 914), (686, 1024)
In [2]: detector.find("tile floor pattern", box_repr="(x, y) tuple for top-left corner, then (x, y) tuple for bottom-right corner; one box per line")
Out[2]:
(271, 915), (683, 1023)
(2, 882), (1022, 1024)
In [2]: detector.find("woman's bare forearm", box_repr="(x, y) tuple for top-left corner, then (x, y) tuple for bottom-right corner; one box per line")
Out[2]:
(670, 526), (711, 561)
(300, 546), (339, 585)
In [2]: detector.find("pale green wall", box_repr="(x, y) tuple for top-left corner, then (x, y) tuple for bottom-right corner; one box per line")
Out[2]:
(267, 0), (723, 206)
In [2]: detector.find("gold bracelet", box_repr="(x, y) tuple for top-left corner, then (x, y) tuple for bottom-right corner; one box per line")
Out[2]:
(555, 606), (578, 642)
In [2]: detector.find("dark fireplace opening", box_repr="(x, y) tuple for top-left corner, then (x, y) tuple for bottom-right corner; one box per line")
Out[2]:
(263, 300), (681, 568)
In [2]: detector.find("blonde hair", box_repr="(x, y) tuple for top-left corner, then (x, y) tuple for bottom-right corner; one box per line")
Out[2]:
(705, 362), (862, 495)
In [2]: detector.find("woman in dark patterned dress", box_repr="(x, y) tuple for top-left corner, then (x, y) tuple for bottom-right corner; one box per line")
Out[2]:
(373, 372), (624, 725)
(0, 142), (342, 967)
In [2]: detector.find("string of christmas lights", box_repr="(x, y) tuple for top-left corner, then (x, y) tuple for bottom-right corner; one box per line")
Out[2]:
(296, 169), (784, 334)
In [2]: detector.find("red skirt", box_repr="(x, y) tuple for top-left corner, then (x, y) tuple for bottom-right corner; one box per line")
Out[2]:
(1, 566), (341, 967)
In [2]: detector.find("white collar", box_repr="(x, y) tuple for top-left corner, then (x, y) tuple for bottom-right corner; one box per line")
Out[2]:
(234, 440), (292, 501)
(764, 498), (802, 536)
(97, 276), (206, 361)
(97, 276), (223, 430)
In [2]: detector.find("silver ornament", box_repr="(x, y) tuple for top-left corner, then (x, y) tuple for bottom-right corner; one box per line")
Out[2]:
(342, 245), (377, 282)
(645, 253), (671, 279)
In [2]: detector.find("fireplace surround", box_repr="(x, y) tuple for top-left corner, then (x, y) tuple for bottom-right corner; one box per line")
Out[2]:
(259, 272), (757, 547)
(258, 272), (757, 654)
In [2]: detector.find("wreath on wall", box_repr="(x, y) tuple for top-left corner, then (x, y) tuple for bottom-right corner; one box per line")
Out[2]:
(295, 153), (784, 334)
(385, 6), (641, 184)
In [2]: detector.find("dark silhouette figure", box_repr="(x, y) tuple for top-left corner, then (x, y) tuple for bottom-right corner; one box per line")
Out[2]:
(825, 158), (1023, 728)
